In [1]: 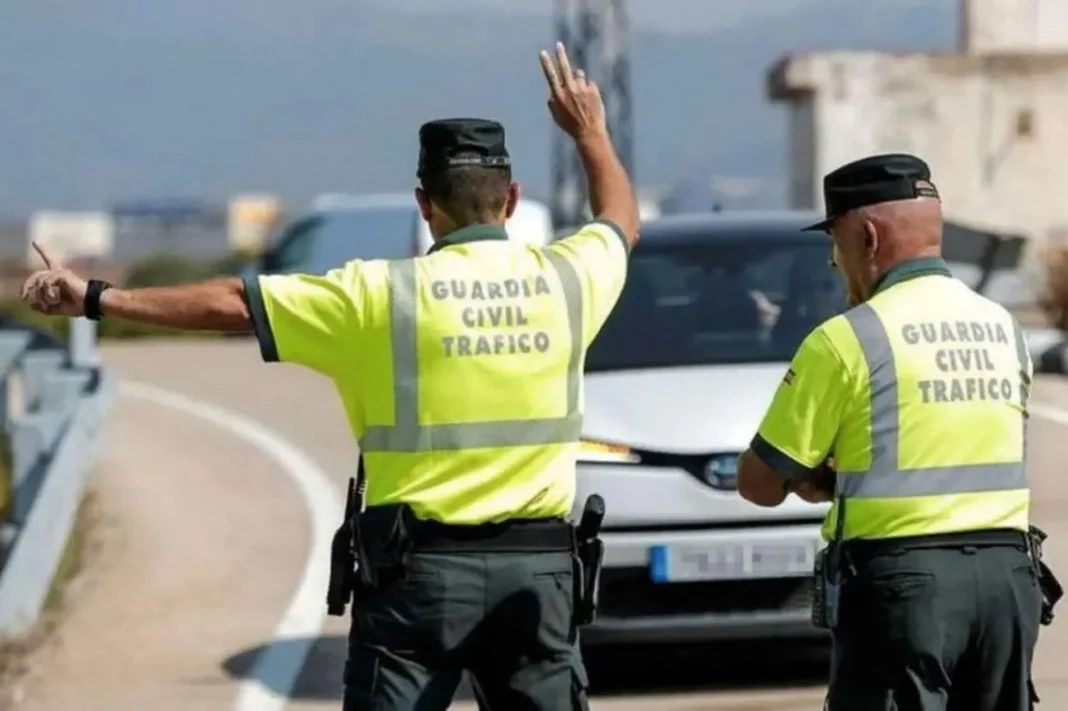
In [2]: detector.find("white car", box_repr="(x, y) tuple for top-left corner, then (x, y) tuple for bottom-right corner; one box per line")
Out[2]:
(571, 211), (846, 646)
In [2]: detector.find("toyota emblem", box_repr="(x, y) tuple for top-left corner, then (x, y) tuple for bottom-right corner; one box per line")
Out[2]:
(703, 455), (738, 490)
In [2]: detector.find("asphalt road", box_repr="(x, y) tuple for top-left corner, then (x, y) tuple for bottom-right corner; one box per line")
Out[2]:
(10, 339), (1068, 710)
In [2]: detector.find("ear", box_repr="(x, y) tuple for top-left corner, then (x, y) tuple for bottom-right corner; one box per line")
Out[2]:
(415, 187), (434, 223)
(504, 182), (521, 219)
(862, 220), (879, 258)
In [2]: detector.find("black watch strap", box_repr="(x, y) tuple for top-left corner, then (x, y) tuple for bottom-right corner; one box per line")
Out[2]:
(84, 279), (113, 321)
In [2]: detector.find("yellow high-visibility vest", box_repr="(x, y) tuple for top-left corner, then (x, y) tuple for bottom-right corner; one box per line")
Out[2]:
(244, 220), (629, 524)
(755, 258), (1031, 541)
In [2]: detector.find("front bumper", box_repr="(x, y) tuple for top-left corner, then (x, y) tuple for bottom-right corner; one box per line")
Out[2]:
(582, 524), (829, 646)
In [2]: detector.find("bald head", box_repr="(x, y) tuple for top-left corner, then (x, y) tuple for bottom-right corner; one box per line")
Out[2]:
(831, 192), (943, 306)
(855, 193), (943, 264)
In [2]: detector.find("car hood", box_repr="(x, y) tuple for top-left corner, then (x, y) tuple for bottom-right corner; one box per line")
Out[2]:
(581, 363), (787, 452)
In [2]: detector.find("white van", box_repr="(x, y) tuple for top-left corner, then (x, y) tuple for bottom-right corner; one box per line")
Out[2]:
(249, 193), (556, 278)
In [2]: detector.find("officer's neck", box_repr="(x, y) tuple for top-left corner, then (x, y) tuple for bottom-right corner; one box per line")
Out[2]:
(428, 221), (510, 255)
(868, 248), (949, 298)
(434, 218), (507, 240)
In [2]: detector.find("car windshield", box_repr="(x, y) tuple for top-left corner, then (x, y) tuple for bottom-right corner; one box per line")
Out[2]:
(266, 206), (418, 274)
(586, 235), (848, 372)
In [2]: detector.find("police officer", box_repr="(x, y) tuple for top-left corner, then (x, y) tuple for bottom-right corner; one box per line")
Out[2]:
(20, 42), (639, 710)
(736, 154), (1046, 710)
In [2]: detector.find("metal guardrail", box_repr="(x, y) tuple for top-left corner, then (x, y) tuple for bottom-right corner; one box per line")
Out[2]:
(0, 318), (113, 637)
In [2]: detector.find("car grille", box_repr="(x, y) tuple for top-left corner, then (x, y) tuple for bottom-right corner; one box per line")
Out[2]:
(634, 449), (720, 480)
(598, 567), (813, 618)
(631, 449), (741, 491)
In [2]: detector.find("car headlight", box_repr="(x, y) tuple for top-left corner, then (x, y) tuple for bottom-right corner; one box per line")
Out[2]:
(577, 438), (640, 464)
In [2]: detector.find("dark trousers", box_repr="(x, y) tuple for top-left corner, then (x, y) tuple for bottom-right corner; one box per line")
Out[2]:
(826, 543), (1043, 711)
(343, 549), (589, 710)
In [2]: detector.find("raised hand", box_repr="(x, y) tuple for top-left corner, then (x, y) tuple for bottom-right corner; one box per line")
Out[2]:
(538, 42), (607, 142)
(19, 242), (88, 317)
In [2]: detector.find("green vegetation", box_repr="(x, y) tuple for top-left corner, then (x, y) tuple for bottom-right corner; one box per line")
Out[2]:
(122, 250), (254, 287)
(0, 250), (257, 341)
(0, 299), (70, 340)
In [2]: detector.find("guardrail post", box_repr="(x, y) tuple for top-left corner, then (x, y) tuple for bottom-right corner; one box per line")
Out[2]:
(19, 351), (64, 413)
(36, 370), (92, 415)
(10, 360), (90, 526)
(0, 333), (31, 433)
(10, 414), (67, 525)
(67, 318), (99, 370)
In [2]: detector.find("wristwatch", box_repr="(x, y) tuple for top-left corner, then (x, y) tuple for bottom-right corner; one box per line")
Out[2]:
(84, 279), (113, 321)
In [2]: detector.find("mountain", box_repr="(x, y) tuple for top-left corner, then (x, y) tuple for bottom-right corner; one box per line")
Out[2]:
(0, 0), (958, 215)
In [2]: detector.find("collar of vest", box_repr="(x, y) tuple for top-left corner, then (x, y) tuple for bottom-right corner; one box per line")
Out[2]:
(871, 257), (952, 297)
(427, 223), (509, 255)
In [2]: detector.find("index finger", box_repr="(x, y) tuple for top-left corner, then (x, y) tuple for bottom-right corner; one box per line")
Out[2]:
(539, 50), (562, 96)
(32, 241), (58, 270)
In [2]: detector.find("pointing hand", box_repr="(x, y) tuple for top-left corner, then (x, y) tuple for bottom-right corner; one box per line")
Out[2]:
(19, 242), (88, 318)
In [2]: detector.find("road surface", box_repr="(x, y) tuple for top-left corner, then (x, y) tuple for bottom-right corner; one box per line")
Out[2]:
(8, 339), (1068, 710)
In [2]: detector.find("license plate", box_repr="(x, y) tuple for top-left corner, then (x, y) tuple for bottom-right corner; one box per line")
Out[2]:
(649, 538), (820, 583)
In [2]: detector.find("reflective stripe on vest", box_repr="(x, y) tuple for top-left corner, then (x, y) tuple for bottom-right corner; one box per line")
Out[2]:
(838, 303), (1029, 499)
(361, 251), (584, 453)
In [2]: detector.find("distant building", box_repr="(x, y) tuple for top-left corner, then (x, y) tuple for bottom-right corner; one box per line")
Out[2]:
(228, 194), (282, 253)
(768, 0), (1068, 245)
(109, 198), (229, 260)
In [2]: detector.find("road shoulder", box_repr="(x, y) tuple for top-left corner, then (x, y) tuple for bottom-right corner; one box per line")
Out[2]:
(7, 393), (310, 711)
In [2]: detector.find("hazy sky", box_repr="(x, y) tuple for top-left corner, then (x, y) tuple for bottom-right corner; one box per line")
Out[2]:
(0, 0), (953, 216)
(380, 0), (835, 34)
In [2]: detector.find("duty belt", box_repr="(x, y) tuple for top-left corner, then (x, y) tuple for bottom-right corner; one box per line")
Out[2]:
(413, 518), (574, 553)
(842, 528), (1028, 559)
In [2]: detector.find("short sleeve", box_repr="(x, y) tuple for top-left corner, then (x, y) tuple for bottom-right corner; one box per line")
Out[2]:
(751, 327), (848, 478)
(242, 263), (363, 377)
(544, 220), (629, 345)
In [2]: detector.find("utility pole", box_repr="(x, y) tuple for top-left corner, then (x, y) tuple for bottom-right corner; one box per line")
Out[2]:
(550, 0), (634, 230)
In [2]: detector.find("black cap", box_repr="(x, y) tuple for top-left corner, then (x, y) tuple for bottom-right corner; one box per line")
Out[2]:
(417, 118), (511, 179)
(803, 153), (940, 232)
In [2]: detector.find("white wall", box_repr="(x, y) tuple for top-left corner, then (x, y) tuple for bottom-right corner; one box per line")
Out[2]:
(773, 50), (1068, 244)
(963, 0), (1068, 54)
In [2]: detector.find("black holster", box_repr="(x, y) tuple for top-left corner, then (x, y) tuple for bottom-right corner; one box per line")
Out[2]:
(353, 503), (418, 588)
(327, 475), (361, 617)
(811, 493), (846, 631)
(810, 543), (842, 630)
(573, 494), (606, 627)
(1028, 525), (1063, 626)
(326, 496), (417, 618)
(328, 457), (417, 618)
